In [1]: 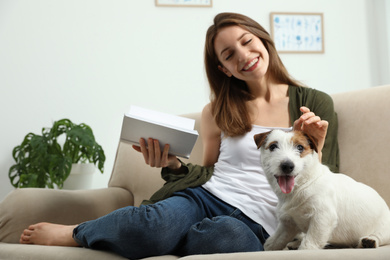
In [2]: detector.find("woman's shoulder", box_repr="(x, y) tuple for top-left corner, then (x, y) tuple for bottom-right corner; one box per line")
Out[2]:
(201, 103), (221, 134)
(202, 103), (212, 114)
(290, 85), (330, 97)
(289, 85), (333, 105)
(201, 103), (214, 122)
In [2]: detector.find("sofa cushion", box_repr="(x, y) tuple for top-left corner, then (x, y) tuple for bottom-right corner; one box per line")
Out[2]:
(180, 245), (390, 259)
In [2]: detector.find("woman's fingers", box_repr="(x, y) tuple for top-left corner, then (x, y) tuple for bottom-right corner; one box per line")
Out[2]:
(300, 106), (310, 113)
(132, 138), (174, 168)
(147, 138), (155, 167)
(153, 139), (161, 167)
(295, 107), (322, 129)
(161, 144), (170, 168)
(139, 138), (150, 165)
(304, 115), (321, 125)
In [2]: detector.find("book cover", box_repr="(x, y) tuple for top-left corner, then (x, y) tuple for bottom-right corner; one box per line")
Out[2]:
(120, 106), (199, 159)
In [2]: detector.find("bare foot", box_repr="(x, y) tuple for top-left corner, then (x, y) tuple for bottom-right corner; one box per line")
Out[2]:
(20, 222), (79, 247)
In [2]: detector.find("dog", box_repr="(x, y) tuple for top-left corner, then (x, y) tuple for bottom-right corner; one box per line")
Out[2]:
(254, 129), (390, 250)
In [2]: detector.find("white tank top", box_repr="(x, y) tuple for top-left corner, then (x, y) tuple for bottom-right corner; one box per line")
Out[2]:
(202, 125), (292, 235)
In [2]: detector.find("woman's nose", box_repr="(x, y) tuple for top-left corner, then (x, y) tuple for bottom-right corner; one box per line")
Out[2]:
(236, 46), (249, 63)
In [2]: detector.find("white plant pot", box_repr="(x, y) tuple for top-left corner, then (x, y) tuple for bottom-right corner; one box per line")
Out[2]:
(62, 163), (96, 190)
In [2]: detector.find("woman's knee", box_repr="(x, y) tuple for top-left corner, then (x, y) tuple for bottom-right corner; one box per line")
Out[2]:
(180, 216), (263, 255)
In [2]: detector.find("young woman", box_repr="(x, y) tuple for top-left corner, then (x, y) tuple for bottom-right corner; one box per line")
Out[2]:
(19, 12), (339, 258)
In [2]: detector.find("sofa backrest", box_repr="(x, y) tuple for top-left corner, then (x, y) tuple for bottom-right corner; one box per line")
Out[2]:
(109, 85), (390, 207)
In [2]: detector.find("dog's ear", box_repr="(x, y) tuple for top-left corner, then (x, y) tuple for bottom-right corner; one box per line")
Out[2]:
(304, 133), (318, 153)
(254, 131), (271, 149)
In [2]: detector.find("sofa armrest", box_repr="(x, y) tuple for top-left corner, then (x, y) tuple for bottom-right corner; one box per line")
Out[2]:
(0, 187), (133, 243)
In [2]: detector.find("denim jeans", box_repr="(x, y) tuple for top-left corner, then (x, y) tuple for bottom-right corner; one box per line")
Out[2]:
(73, 187), (269, 259)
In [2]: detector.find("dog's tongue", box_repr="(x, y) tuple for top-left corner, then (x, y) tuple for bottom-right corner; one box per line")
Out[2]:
(278, 176), (295, 194)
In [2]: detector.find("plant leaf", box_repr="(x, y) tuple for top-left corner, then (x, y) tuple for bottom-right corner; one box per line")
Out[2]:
(48, 154), (72, 189)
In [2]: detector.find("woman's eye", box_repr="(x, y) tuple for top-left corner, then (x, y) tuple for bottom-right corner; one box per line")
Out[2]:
(297, 145), (304, 153)
(225, 53), (233, 61)
(244, 38), (252, 45)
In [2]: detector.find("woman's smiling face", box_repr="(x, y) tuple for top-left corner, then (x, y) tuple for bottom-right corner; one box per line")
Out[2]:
(214, 25), (270, 84)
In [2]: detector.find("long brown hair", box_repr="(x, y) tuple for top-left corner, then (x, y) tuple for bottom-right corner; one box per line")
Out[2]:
(204, 12), (302, 137)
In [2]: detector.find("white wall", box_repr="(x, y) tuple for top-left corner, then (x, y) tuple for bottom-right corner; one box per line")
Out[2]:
(366, 0), (390, 86)
(386, 0), (390, 82)
(0, 0), (388, 201)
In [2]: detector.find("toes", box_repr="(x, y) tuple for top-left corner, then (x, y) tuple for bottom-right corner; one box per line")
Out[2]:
(24, 229), (33, 236)
(28, 223), (42, 230)
(20, 232), (31, 244)
(20, 226), (36, 244)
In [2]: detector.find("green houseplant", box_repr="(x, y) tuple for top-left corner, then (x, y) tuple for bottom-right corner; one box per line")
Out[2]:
(9, 119), (105, 189)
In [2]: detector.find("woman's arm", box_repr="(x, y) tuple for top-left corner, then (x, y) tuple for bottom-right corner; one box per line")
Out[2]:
(200, 104), (221, 167)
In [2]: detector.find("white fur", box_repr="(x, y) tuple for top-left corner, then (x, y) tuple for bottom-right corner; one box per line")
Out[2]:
(257, 130), (390, 250)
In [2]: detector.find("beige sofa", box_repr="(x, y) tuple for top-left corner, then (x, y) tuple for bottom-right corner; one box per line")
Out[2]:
(1, 85), (390, 260)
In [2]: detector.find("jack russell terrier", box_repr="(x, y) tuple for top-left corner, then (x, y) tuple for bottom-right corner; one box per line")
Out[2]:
(254, 130), (390, 250)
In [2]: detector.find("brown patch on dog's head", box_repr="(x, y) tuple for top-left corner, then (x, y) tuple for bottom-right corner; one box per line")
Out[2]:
(291, 131), (318, 156)
(305, 133), (318, 153)
(254, 131), (271, 149)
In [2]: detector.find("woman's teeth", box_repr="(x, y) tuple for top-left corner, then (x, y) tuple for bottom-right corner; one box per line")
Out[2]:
(243, 58), (259, 71)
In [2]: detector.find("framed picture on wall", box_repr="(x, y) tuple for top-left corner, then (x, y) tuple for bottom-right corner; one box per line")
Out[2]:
(270, 12), (324, 53)
(155, 0), (212, 7)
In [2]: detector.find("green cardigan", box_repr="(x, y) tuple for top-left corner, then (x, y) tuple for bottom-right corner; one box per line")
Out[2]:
(142, 86), (339, 205)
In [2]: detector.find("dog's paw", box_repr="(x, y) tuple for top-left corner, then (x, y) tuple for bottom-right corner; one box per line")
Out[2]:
(264, 238), (283, 251)
(286, 233), (303, 250)
(358, 236), (379, 248)
(264, 240), (274, 251)
(286, 239), (300, 250)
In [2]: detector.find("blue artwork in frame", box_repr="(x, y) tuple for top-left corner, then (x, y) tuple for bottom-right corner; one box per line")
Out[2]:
(270, 13), (324, 53)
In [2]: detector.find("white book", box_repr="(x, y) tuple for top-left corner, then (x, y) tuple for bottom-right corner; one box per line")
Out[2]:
(120, 106), (199, 159)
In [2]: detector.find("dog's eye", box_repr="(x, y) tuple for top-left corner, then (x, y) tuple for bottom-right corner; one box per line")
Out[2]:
(269, 143), (278, 152)
(297, 145), (304, 153)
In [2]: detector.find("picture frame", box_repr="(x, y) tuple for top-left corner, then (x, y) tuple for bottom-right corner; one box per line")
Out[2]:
(270, 12), (324, 53)
(155, 0), (212, 7)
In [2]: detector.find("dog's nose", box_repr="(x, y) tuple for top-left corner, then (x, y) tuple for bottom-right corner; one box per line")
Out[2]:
(280, 161), (294, 174)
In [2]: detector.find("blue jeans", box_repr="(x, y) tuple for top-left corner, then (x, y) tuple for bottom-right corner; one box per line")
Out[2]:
(73, 187), (269, 259)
